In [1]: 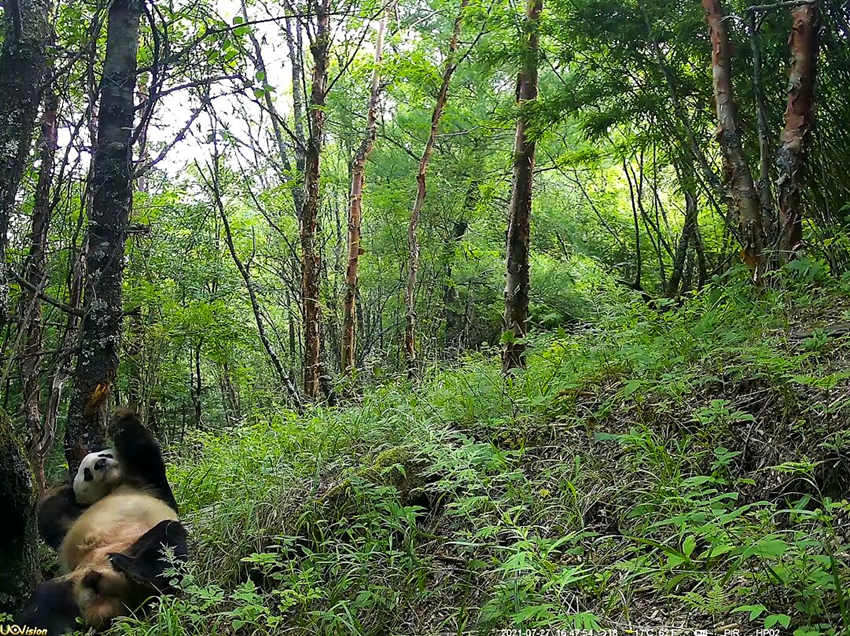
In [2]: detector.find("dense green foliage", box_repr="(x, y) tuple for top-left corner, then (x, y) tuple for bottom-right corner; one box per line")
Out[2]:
(106, 275), (850, 634)
(2, 0), (850, 631)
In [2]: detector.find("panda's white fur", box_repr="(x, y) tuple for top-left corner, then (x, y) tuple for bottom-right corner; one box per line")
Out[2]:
(57, 485), (179, 627)
(60, 484), (178, 571)
(72, 449), (122, 505)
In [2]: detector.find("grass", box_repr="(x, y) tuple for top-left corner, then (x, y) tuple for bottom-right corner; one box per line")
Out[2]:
(106, 267), (850, 635)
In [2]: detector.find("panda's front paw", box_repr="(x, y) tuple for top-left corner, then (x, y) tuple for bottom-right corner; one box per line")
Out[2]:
(109, 408), (146, 447)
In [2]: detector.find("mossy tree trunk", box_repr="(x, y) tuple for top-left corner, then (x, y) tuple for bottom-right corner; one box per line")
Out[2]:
(0, 0), (50, 329)
(0, 411), (39, 613)
(67, 0), (142, 474)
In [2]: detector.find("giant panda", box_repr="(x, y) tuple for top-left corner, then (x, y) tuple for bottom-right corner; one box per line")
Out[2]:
(17, 409), (187, 635)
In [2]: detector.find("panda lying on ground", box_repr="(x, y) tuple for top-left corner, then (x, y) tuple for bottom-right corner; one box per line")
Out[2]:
(17, 409), (187, 635)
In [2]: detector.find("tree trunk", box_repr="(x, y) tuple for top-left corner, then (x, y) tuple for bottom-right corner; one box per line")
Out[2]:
(404, 0), (468, 376)
(776, 2), (818, 260)
(67, 0), (142, 474)
(301, 0), (331, 399)
(748, 9), (773, 221)
(443, 219), (469, 354)
(191, 341), (202, 428)
(0, 0), (49, 329)
(284, 13), (307, 218)
(218, 361), (240, 425)
(702, 0), (764, 275)
(667, 185), (698, 298)
(641, 6), (724, 204)
(0, 411), (39, 613)
(342, 12), (387, 373)
(502, 0), (541, 373)
(20, 89), (58, 492)
(41, 238), (86, 485)
(624, 158), (643, 291)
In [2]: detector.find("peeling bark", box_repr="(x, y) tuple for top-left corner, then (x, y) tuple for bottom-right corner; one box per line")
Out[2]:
(702, 0), (764, 274)
(502, 0), (541, 373)
(67, 0), (142, 474)
(776, 2), (818, 260)
(404, 0), (468, 376)
(342, 12), (387, 374)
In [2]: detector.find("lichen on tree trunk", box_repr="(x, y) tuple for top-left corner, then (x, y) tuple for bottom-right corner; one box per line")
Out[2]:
(67, 0), (142, 474)
(0, 410), (39, 613)
(0, 0), (50, 327)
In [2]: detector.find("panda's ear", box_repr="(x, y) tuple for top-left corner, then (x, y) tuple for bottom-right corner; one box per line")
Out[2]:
(108, 520), (188, 592)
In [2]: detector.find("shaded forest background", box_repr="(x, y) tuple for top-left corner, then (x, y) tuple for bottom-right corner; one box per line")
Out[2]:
(2, 0), (850, 632)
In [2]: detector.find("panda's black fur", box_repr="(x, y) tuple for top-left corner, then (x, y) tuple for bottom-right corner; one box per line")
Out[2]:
(16, 409), (187, 635)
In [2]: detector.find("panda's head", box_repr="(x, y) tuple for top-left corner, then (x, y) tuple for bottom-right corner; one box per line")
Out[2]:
(17, 520), (188, 634)
(73, 449), (122, 505)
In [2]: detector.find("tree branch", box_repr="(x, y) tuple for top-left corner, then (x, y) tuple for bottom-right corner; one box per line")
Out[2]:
(10, 270), (83, 316)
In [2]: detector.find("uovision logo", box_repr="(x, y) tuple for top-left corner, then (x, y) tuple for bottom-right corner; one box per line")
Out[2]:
(0, 625), (48, 635)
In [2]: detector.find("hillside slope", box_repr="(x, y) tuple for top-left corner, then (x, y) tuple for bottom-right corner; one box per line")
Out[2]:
(112, 275), (850, 635)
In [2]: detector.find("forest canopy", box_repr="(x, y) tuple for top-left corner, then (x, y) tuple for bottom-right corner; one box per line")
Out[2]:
(1, 0), (850, 633)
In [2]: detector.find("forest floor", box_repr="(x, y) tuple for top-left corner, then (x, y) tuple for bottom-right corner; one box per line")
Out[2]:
(116, 272), (850, 636)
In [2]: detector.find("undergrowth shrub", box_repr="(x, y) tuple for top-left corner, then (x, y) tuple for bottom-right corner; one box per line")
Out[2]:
(104, 277), (850, 635)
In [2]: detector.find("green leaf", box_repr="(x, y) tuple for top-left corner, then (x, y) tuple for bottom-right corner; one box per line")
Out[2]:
(682, 535), (696, 558)
(708, 543), (736, 558)
(743, 538), (790, 560)
(500, 330), (516, 344)
(765, 614), (791, 629)
(732, 604), (766, 620)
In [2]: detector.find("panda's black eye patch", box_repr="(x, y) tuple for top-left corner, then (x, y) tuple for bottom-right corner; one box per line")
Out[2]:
(82, 570), (102, 591)
(94, 458), (107, 470)
(83, 467), (93, 482)
(99, 453), (113, 459)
